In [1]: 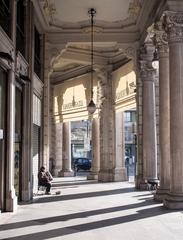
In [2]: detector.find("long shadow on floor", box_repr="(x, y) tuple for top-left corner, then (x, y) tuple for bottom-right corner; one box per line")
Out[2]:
(0, 199), (160, 231)
(31, 187), (135, 204)
(52, 180), (98, 188)
(1, 205), (173, 240)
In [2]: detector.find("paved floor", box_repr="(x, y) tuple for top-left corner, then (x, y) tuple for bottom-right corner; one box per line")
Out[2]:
(0, 175), (183, 240)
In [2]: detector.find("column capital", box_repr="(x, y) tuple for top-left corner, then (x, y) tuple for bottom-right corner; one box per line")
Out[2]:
(153, 21), (169, 55)
(139, 43), (154, 63)
(139, 60), (156, 82)
(163, 11), (183, 43)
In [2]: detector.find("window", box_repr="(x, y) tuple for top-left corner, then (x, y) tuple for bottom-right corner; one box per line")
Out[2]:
(16, 0), (25, 56)
(125, 112), (131, 122)
(0, 0), (11, 37)
(34, 27), (41, 78)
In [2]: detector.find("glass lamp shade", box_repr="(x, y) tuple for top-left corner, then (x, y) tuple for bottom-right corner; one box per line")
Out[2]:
(152, 60), (159, 69)
(87, 99), (96, 114)
(152, 49), (159, 69)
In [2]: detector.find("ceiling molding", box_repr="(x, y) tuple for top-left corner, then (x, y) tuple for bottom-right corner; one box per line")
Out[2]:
(31, 0), (50, 31)
(38, 0), (143, 30)
(51, 65), (91, 85)
(46, 31), (140, 45)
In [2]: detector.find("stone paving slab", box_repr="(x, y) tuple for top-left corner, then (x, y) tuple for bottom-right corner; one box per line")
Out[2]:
(0, 176), (183, 240)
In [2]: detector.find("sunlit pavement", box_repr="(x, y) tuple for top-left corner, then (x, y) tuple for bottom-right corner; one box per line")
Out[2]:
(0, 175), (183, 240)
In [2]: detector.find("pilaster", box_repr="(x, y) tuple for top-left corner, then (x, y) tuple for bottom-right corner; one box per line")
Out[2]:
(5, 0), (17, 212)
(6, 68), (17, 212)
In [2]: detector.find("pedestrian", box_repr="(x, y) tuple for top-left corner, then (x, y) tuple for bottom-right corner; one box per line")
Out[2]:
(38, 166), (53, 194)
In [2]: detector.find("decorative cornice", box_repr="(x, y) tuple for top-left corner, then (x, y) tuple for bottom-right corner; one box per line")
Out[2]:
(163, 11), (183, 43)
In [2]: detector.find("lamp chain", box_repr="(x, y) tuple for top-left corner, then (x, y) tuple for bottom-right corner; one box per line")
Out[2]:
(88, 8), (96, 100)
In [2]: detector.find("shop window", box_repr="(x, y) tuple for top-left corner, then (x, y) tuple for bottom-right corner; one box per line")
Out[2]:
(0, 0), (11, 37)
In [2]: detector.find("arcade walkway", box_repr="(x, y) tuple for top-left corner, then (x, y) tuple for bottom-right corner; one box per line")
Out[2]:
(0, 176), (182, 240)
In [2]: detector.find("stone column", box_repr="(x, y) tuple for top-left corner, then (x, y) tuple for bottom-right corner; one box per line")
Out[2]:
(153, 22), (170, 201)
(54, 122), (63, 176)
(87, 117), (100, 180)
(43, 56), (52, 169)
(115, 111), (128, 181)
(140, 43), (158, 188)
(163, 11), (183, 209)
(59, 121), (74, 177)
(98, 68), (116, 182)
(135, 62), (144, 189)
(53, 94), (64, 176)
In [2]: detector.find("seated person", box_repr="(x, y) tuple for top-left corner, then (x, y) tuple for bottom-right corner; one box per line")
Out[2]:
(38, 166), (53, 194)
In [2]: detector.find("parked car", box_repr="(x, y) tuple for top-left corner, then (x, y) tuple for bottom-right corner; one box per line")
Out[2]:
(73, 158), (91, 171)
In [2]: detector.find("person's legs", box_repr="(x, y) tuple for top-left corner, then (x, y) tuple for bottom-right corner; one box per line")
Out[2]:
(45, 182), (51, 193)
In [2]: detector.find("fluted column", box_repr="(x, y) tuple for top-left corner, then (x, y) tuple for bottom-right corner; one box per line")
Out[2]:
(140, 43), (158, 188)
(114, 111), (127, 181)
(163, 11), (183, 209)
(153, 22), (170, 201)
(87, 118), (100, 180)
(59, 121), (74, 177)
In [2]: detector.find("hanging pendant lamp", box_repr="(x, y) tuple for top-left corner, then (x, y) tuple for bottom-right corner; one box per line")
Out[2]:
(87, 8), (96, 115)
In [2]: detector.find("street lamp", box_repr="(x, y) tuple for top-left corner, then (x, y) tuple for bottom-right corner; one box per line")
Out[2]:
(87, 8), (97, 115)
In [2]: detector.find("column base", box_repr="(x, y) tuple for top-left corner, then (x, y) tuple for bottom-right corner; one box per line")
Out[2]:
(135, 175), (143, 189)
(164, 193), (183, 209)
(113, 168), (127, 182)
(154, 188), (169, 202)
(98, 170), (114, 182)
(6, 189), (17, 212)
(87, 171), (99, 180)
(53, 166), (62, 177)
(58, 170), (74, 177)
(135, 177), (148, 190)
(22, 182), (32, 201)
(139, 181), (149, 190)
(22, 190), (32, 202)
